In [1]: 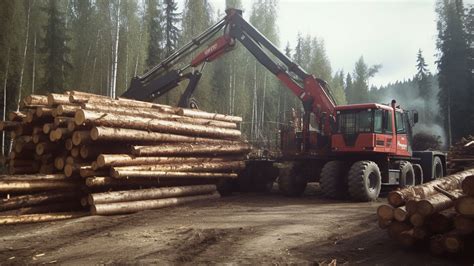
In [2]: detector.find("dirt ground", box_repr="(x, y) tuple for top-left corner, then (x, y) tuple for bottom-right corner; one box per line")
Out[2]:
(0, 184), (471, 265)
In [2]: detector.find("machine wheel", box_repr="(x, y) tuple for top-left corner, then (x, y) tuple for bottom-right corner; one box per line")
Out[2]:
(347, 161), (381, 201)
(320, 161), (349, 199)
(399, 161), (415, 187)
(433, 156), (444, 179)
(412, 164), (424, 185)
(238, 161), (277, 193)
(278, 166), (307, 197)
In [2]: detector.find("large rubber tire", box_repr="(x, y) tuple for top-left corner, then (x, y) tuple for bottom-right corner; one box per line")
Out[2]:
(347, 161), (381, 201)
(433, 156), (444, 179)
(278, 167), (307, 197)
(399, 161), (415, 187)
(412, 164), (424, 185)
(320, 161), (349, 199)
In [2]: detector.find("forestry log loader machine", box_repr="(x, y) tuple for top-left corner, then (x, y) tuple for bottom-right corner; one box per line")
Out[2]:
(122, 8), (446, 201)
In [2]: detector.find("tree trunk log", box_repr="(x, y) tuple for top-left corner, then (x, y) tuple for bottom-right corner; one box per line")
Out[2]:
(89, 184), (217, 205)
(36, 107), (54, 118)
(455, 196), (474, 217)
(462, 175), (474, 196)
(0, 121), (22, 131)
(96, 154), (232, 168)
(443, 230), (465, 253)
(75, 110), (241, 139)
(0, 190), (80, 211)
(24, 95), (48, 106)
(387, 169), (474, 207)
(453, 215), (474, 234)
(91, 192), (220, 215)
(85, 176), (161, 187)
(47, 93), (71, 106)
(111, 161), (245, 178)
(0, 174), (67, 181)
(394, 206), (409, 222)
(0, 212), (87, 224)
(72, 130), (91, 146)
(416, 191), (463, 216)
(111, 170), (238, 179)
(79, 144), (131, 159)
(0, 180), (78, 192)
(178, 108), (242, 123)
(36, 142), (56, 155)
(426, 210), (456, 233)
(56, 104), (80, 116)
(387, 221), (412, 241)
(376, 204), (394, 221)
(131, 143), (251, 156)
(90, 126), (237, 144)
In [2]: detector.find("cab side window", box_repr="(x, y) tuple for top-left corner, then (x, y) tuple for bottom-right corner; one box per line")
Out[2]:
(384, 110), (393, 134)
(395, 111), (406, 134)
(374, 109), (383, 133)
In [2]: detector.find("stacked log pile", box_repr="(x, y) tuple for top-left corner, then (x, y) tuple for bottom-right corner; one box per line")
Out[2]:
(0, 91), (249, 222)
(377, 169), (474, 256)
(447, 136), (474, 174)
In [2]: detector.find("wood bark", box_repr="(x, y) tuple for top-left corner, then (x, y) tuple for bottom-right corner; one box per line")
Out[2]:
(178, 108), (242, 123)
(47, 93), (72, 106)
(462, 175), (474, 196)
(91, 192), (220, 215)
(54, 116), (74, 128)
(111, 169), (238, 179)
(90, 126), (237, 144)
(376, 204), (394, 221)
(79, 167), (108, 178)
(80, 103), (238, 129)
(96, 154), (231, 168)
(79, 144), (131, 159)
(426, 211), (456, 233)
(72, 130), (91, 146)
(85, 176), (161, 187)
(0, 212), (87, 225)
(387, 169), (474, 207)
(131, 143), (251, 156)
(111, 161), (245, 178)
(0, 180), (78, 192)
(75, 110), (241, 140)
(0, 121), (22, 131)
(416, 191), (463, 216)
(0, 174), (67, 181)
(455, 197), (474, 217)
(410, 213), (425, 227)
(89, 184), (217, 205)
(56, 104), (81, 116)
(0, 190), (79, 211)
(36, 107), (54, 118)
(393, 206), (409, 222)
(24, 95), (48, 106)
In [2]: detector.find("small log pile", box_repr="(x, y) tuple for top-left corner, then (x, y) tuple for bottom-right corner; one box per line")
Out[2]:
(377, 169), (474, 256)
(0, 91), (250, 222)
(447, 135), (474, 174)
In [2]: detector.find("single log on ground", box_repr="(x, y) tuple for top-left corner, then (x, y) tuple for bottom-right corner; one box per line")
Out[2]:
(387, 169), (474, 207)
(89, 184), (217, 205)
(111, 161), (245, 178)
(85, 176), (161, 187)
(90, 126), (239, 144)
(91, 192), (220, 215)
(393, 206), (409, 222)
(0, 180), (79, 192)
(96, 154), (231, 168)
(47, 93), (72, 106)
(0, 212), (87, 225)
(0, 174), (67, 181)
(0, 190), (80, 211)
(111, 170), (238, 179)
(81, 103), (237, 129)
(455, 196), (474, 217)
(131, 143), (251, 156)
(74, 110), (241, 139)
(377, 204), (394, 221)
(426, 210), (456, 233)
(24, 95), (48, 106)
(416, 191), (463, 216)
(462, 175), (474, 196)
(453, 215), (474, 234)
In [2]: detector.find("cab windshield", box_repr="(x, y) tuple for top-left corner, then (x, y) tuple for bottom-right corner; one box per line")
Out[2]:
(336, 109), (375, 134)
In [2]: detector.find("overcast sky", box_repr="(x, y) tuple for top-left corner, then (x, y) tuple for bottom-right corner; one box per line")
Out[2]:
(178, 0), (473, 87)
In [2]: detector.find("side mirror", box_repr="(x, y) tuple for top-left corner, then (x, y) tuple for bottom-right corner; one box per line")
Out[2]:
(413, 112), (419, 124)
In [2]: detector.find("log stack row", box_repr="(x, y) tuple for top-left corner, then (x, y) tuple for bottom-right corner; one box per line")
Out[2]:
(0, 91), (250, 222)
(377, 169), (474, 256)
(447, 135), (474, 174)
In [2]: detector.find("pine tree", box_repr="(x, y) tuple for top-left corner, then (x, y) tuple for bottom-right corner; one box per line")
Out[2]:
(146, 0), (163, 69)
(163, 0), (180, 57)
(415, 49), (432, 121)
(41, 0), (71, 93)
(436, 0), (471, 143)
(349, 56), (380, 104)
(345, 73), (353, 103)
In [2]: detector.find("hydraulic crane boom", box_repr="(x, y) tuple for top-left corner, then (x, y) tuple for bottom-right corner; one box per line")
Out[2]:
(122, 8), (337, 150)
